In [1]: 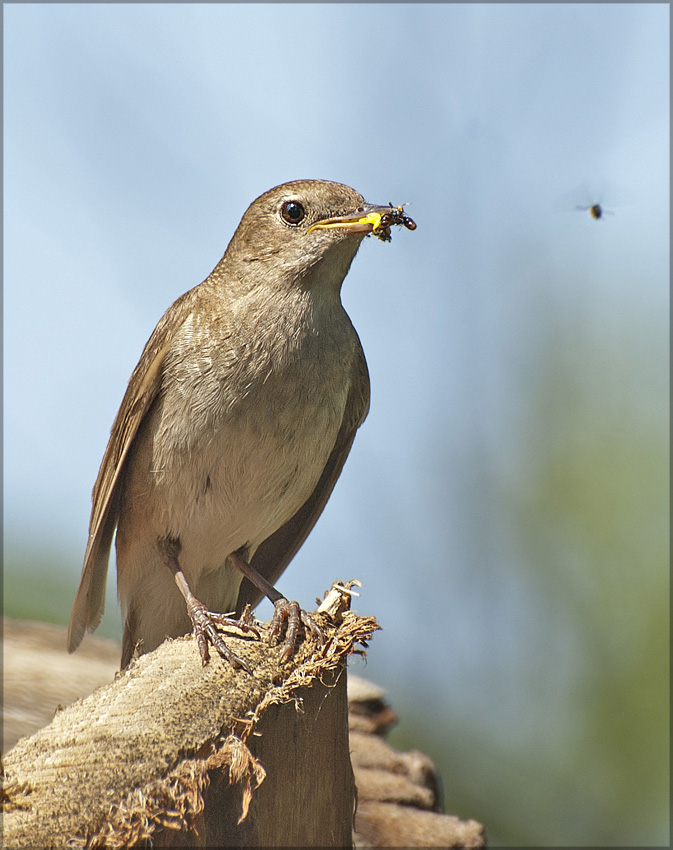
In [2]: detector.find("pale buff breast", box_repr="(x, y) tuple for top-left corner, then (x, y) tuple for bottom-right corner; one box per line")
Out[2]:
(116, 319), (354, 587)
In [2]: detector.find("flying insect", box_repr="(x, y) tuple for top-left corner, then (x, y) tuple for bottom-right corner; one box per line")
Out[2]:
(576, 203), (614, 220)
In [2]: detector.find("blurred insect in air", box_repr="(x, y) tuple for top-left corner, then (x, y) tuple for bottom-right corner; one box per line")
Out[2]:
(576, 203), (615, 221)
(561, 179), (635, 221)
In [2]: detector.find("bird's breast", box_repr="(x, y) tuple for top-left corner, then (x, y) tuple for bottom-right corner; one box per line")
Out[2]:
(120, 303), (358, 578)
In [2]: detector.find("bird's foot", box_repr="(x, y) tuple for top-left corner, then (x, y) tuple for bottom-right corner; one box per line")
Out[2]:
(269, 597), (323, 662)
(186, 599), (260, 671)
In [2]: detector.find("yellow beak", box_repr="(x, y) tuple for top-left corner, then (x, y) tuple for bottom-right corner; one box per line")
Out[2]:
(308, 203), (416, 242)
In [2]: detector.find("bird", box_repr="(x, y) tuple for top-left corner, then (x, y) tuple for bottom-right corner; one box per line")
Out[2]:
(67, 179), (415, 670)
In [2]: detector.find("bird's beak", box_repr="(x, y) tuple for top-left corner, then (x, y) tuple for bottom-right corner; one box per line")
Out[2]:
(308, 203), (415, 242)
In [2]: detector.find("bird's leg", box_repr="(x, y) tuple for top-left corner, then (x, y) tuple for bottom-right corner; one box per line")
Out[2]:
(229, 549), (323, 662)
(159, 536), (259, 670)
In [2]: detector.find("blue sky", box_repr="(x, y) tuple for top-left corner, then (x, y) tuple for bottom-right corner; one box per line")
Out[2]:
(4, 4), (669, 843)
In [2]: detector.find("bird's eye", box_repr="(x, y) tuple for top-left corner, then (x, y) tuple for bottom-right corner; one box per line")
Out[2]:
(280, 200), (306, 226)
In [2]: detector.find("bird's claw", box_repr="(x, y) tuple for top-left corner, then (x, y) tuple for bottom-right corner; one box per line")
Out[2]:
(187, 599), (259, 672)
(270, 598), (323, 662)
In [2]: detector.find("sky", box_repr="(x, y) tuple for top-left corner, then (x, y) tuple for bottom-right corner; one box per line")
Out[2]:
(3, 4), (669, 845)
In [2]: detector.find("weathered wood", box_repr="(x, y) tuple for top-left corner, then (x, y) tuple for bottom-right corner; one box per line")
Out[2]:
(195, 670), (354, 848)
(2, 619), (119, 752)
(347, 676), (486, 848)
(2, 605), (487, 849)
(2, 600), (376, 849)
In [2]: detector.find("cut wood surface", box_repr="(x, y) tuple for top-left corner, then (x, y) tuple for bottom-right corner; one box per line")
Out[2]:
(2, 591), (486, 849)
(2, 590), (376, 849)
(2, 618), (119, 753)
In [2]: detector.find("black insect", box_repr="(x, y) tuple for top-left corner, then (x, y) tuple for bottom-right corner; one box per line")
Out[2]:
(381, 203), (417, 230)
(371, 203), (417, 241)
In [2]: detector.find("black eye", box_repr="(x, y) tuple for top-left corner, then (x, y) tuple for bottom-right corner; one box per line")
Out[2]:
(280, 200), (306, 226)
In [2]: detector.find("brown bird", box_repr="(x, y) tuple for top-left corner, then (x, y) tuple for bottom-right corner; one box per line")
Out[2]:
(67, 179), (415, 670)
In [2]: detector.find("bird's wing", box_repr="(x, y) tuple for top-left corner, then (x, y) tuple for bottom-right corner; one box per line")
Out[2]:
(67, 286), (200, 652)
(236, 348), (371, 613)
